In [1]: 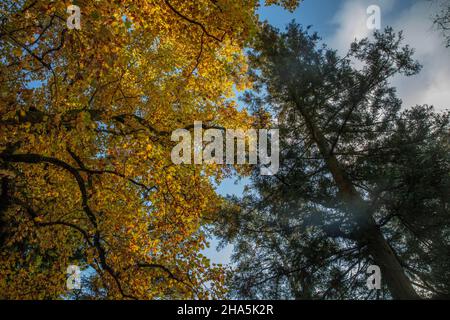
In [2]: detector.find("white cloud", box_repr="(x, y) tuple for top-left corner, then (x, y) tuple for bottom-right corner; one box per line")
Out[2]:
(328, 0), (450, 112)
(328, 0), (370, 54)
(391, 1), (450, 111)
(329, 0), (397, 54)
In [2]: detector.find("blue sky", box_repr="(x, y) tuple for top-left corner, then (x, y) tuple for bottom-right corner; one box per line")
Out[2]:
(256, 0), (418, 36)
(203, 0), (450, 265)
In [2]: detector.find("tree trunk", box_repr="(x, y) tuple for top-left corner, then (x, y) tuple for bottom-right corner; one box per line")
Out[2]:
(363, 223), (420, 299)
(299, 107), (419, 299)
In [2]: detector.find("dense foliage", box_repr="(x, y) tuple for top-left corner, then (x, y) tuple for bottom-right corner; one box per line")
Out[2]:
(0, 0), (301, 299)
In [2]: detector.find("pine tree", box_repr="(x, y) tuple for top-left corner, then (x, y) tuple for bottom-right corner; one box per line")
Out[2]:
(214, 23), (450, 299)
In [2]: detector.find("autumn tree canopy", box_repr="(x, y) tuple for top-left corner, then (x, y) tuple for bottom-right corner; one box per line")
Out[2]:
(0, 0), (300, 299)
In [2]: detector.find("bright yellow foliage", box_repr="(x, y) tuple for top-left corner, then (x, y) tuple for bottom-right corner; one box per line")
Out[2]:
(0, 0), (297, 299)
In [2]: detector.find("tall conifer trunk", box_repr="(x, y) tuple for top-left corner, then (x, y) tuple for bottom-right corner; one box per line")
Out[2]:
(298, 106), (419, 299)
